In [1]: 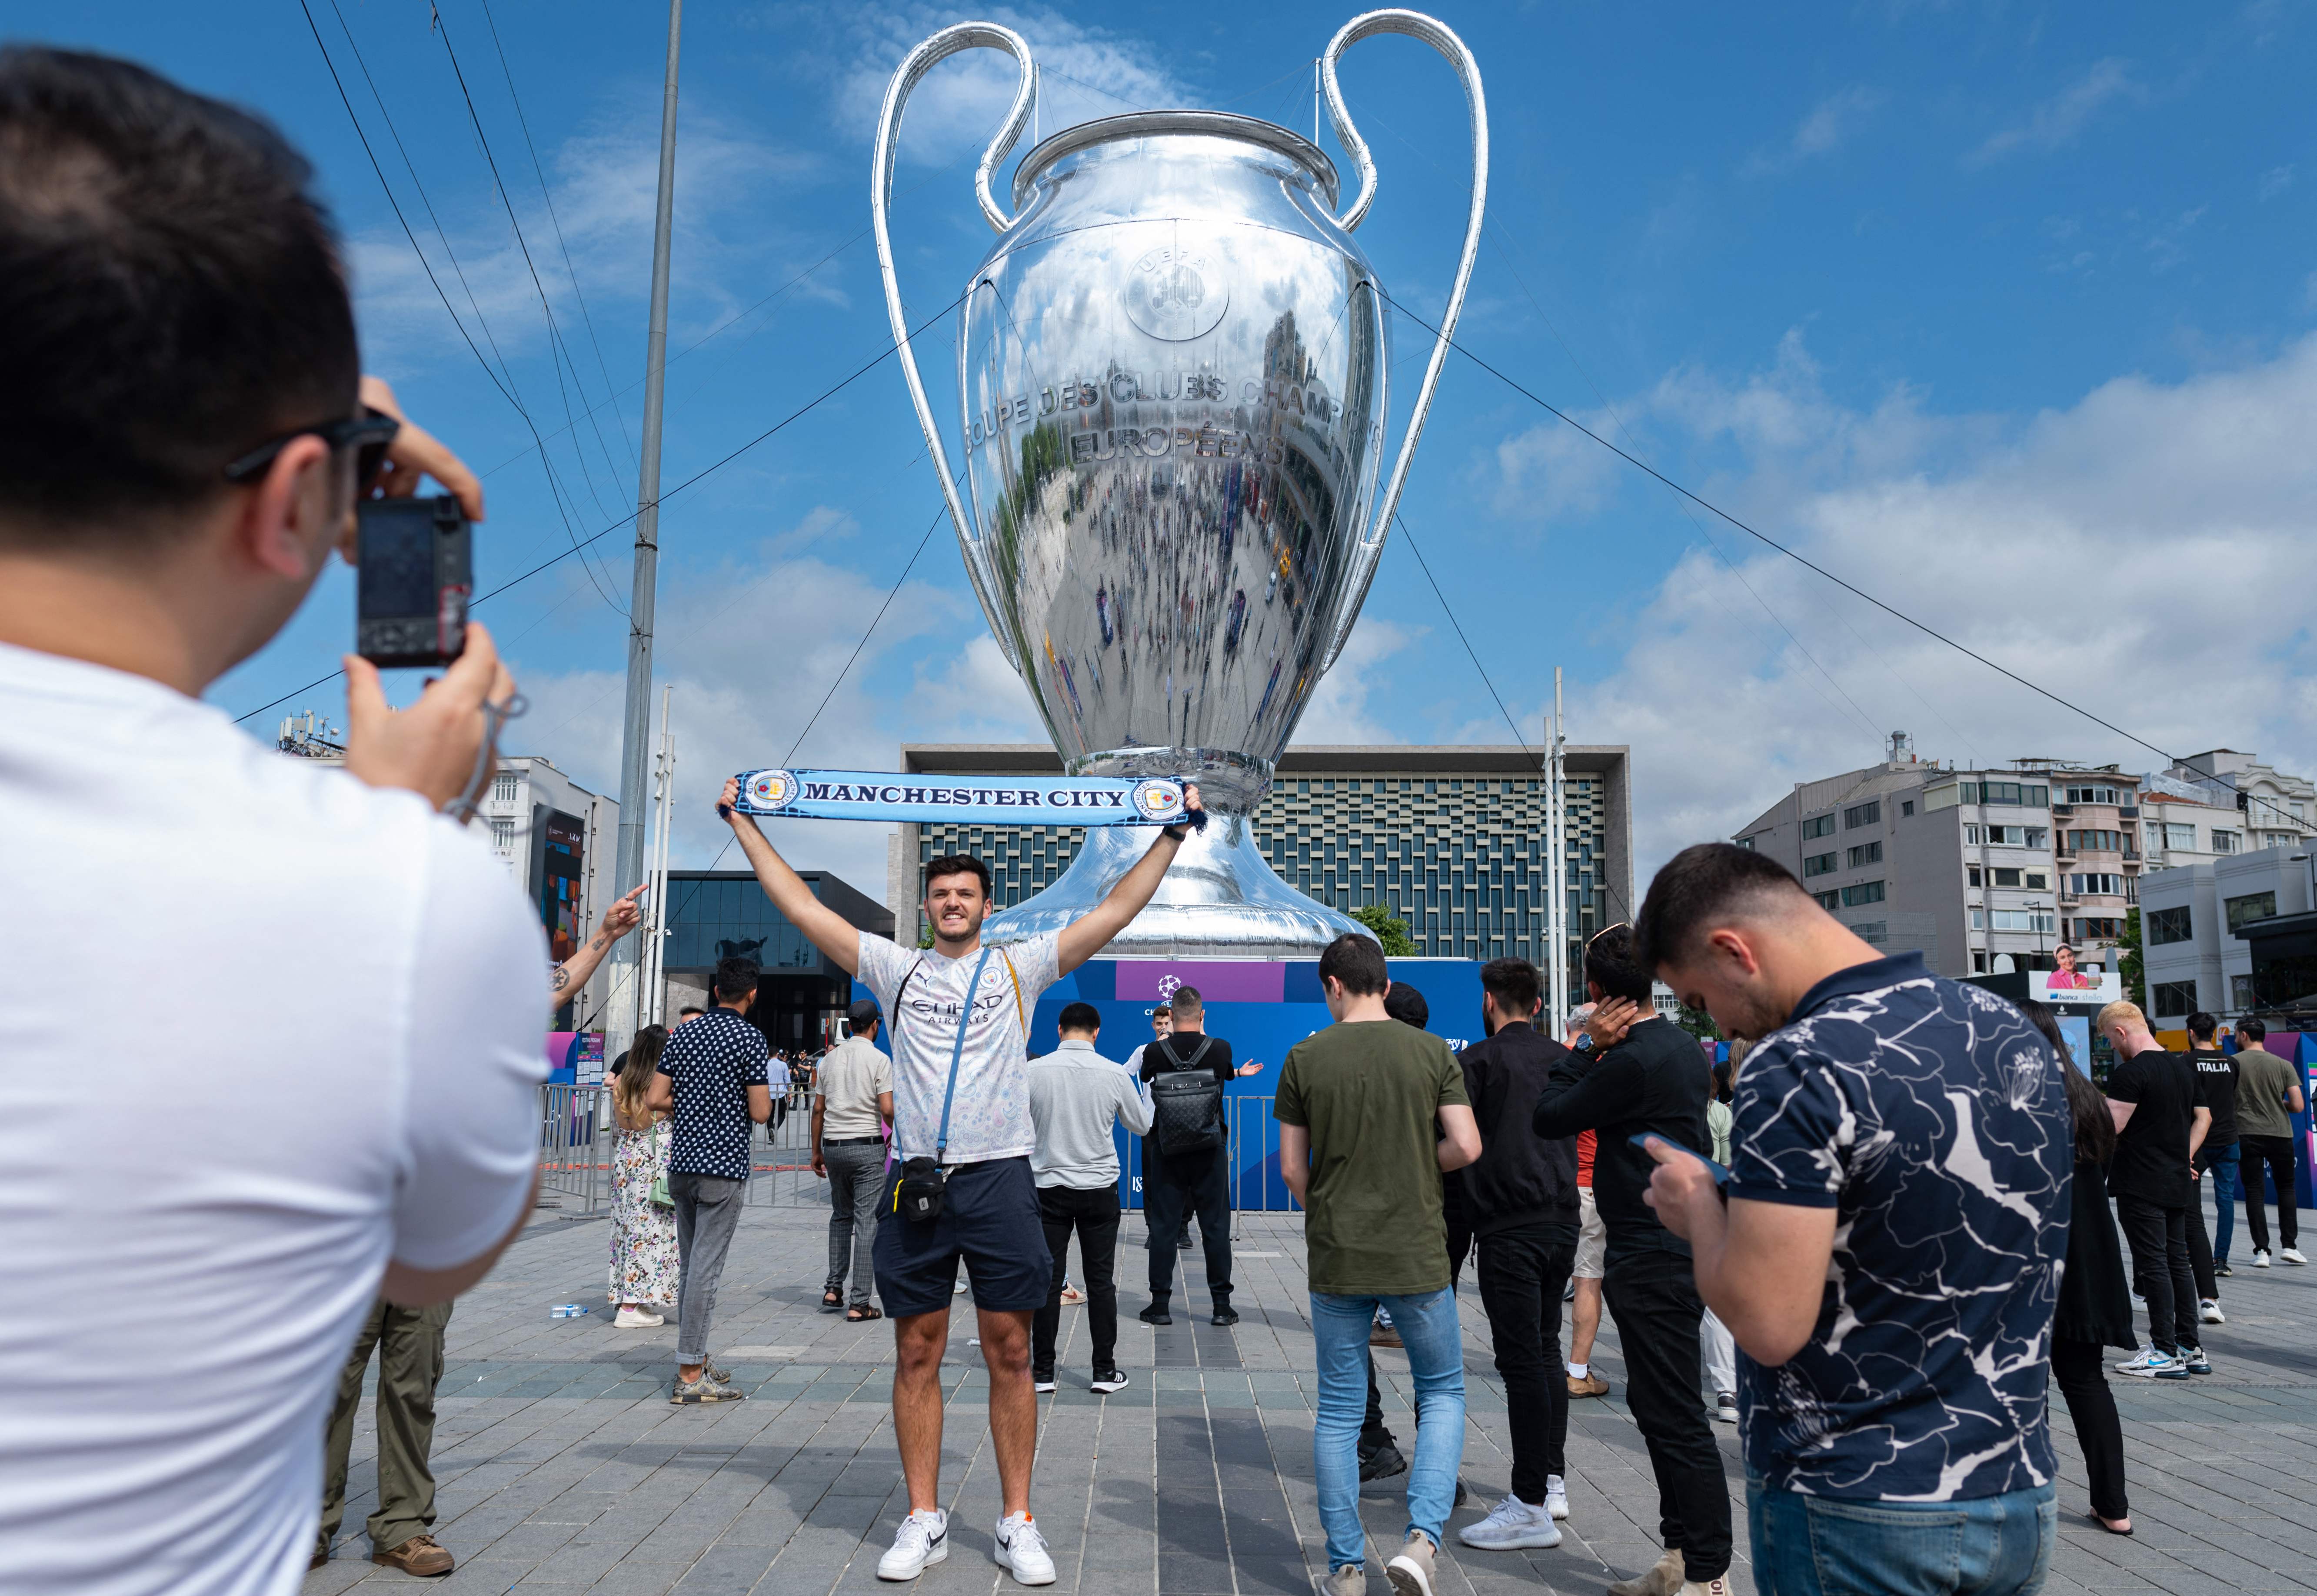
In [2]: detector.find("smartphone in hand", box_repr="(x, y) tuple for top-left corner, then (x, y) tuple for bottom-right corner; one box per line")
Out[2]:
(1628, 1132), (1731, 1186)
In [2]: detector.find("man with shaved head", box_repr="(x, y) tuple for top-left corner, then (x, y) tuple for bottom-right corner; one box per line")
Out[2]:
(1635, 843), (2070, 1596)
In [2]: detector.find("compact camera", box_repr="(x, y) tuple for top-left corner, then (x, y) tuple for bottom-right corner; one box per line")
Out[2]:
(356, 495), (472, 668)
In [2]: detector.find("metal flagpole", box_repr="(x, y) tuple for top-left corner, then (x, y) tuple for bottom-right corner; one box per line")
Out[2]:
(1547, 666), (1568, 1034)
(606, 0), (682, 1065)
(641, 686), (675, 1027)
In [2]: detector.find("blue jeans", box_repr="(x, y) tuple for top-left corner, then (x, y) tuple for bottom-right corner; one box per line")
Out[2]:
(2206, 1143), (2241, 1263)
(1311, 1288), (1465, 1569)
(1748, 1476), (2055, 1596)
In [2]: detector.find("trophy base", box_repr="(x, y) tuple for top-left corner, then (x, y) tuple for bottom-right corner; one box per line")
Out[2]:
(982, 811), (1372, 959)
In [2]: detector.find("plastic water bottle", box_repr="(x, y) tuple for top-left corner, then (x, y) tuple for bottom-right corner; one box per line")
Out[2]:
(549, 1303), (589, 1319)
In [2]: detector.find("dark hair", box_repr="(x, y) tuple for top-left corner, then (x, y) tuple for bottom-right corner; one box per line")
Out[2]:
(1383, 981), (1430, 1030)
(2015, 997), (2114, 1165)
(1057, 1001), (1101, 1034)
(2241, 1017), (2267, 1044)
(1583, 923), (1653, 1005)
(846, 997), (881, 1033)
(1319, 931), (1388, 997)
(678, 1005), (705, 1019)
(712, 956), (759, 1002)
(925, 854), (992, 899)
(1632, 843), (1810, 972)
(1168, 985), (1203, 1019)
(1479, 956), (1541, 1017)
(1711, 1055), (1736, 1105)
(2188, 1010), (2218, 1042)
(614, 1024), (666, 1108)
(0, 49), (360, 538)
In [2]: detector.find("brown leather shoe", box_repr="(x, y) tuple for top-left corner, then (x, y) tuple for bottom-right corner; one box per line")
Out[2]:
(371, 1535), (454, 1576)
(1568, 1371), (1611, 1399)
(309, 1550), (330, 1572)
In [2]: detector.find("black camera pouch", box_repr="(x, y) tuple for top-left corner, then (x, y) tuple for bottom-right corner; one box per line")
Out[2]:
(896, 1156), (947, 1223)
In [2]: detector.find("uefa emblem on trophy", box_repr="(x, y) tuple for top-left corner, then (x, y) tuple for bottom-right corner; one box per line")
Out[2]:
(872, 10), (1487, 956)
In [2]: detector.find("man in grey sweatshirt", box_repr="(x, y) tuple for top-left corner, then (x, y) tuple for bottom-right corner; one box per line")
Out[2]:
(1027, 1003), (1153, 1394)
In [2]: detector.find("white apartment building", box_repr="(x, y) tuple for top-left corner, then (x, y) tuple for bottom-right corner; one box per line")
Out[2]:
(2177, 749), (2317, 853)
(2138, 845), (2317, 1023)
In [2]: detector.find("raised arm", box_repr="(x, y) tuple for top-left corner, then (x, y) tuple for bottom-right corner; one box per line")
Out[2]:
(719, 776), (865, 975)
(1056, 784), (1204, 974)
(551, 883), (647, 1003)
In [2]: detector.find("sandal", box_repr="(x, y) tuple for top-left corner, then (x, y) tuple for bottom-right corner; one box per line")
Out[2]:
(846, 1305), (883, 1323)
(821, 1289), (843, 1311)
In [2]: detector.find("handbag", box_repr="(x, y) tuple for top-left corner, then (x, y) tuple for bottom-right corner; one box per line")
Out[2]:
(647, 1121), (673, 1209)
(893, 947), (993, 1223)
(1148, 1036), (1226, 1156)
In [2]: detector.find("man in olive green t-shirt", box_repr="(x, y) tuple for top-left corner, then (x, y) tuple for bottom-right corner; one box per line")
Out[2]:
(2233, 1019), (2307, 1265)
(1276, 934), (1480, 1596)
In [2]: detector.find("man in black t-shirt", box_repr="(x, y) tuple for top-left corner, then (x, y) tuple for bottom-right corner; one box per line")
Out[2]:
(2183, 1011), (2241, 1296)
(2098, 1001), (2210, 1378)
(1139, 986), (1261, 1326)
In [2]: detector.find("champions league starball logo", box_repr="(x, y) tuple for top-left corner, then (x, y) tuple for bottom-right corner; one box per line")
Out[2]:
(746, 770), (799, 811)
(1130, 779), (1186, 823)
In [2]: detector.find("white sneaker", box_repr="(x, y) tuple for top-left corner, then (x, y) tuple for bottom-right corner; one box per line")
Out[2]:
(2254, 1249), (2273, 1268)
(2200, 1298), (2227, 1324)
(2113, 1348), (2186, 1379)
(878, 1510), (949, 1580)
(1713, 1390), (1738, 1423)
(992, 1512), (1055, 1586)
(2283, 1247), (2308, 1265)
(1458, 1493), (1562, 1550)
(613, 1306), (664, 1328)
(1544, 1473), (1569, 1520)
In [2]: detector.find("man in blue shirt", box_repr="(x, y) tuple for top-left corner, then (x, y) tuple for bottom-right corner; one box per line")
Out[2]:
(649, 955), (772, 1403)
(1635, 844), (2070, 1596)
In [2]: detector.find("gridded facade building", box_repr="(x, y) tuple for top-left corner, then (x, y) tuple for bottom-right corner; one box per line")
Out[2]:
(887, 744), (1632, 976)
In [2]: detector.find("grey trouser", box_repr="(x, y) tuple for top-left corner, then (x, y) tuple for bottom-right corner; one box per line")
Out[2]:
(823, 1140), (887, 1306)
(671, 1172), (746, 1364)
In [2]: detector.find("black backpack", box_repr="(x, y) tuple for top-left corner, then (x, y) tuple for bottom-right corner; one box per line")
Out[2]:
(1148, 1036), (1226, 1156)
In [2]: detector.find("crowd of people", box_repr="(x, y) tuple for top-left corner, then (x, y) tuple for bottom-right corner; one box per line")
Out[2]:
(5, 45), (2308, 1596)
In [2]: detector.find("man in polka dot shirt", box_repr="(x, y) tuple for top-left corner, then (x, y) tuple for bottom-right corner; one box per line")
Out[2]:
(718, 775), (1205, 1586)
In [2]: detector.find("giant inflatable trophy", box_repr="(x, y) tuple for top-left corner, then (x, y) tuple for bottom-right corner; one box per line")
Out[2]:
(872, 10), (1486, 957)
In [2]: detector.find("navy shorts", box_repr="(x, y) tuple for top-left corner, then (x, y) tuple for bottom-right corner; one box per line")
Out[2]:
(874, 1155), (1053, 1319)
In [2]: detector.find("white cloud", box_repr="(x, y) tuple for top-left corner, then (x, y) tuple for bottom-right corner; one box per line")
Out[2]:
(1742, 86), (1885, 177)
(2259, 164), (2296, 201)
(1489, 408), (1625, 526)
(1967, 58), (2141, 166)
(1548, 333), (2317, 883)
(1293, 618), (1425, 745)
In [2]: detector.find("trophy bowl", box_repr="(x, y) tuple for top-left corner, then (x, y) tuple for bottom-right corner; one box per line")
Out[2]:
(873, 14), (1486, 956)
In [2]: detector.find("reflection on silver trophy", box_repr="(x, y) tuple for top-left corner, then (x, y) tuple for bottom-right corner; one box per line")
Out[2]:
(872, 10), (1487, 956)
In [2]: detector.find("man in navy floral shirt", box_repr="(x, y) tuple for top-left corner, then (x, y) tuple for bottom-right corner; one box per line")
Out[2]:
(1635, 844), (2070, 1596)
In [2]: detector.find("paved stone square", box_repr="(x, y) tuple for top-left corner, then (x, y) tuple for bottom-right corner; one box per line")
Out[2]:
(307, 1184), (2317, 1595)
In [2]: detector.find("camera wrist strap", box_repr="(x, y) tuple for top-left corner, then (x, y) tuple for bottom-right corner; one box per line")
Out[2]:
(934, 946), (995, 1168)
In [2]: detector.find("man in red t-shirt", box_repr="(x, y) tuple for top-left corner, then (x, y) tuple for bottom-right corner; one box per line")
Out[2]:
(1567, 1007), (1611, 1399)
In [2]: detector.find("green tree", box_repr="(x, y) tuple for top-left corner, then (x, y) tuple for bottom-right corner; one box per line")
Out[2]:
(2114, 907), (2143, 1000)
(1674, 1003), (1721, 1042)
(1352, 903), (1417, 956)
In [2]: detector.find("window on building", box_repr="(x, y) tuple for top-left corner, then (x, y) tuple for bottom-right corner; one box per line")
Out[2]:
(1804, 852), (1838, 877)
(1901, 800), (1915, 817)
(1964, 824), (1985, 844)
(2226, 891), (2278, 932)
(1993, 866), (2021, 887)
(490, 818), (515, 852)
(1971, 781), (2050, 807)
(1848, 841), (1882, 868)
(2231, 973), (2257, 1011)
(1844, 800), (1881, 829)
(1923, 782), (1961, 811)
(1968, 865), (1982, 887)
(2145, 905), (2193, 945)
(1987, 909), (2057, 933)
(2064, 785), (2124, 806)
(2212, 830), (2239, 854)
(2026, 828), (2047, 847)
(2163, 822), (2196, 851)
(1814, 889), (1840, 910)
(1734, 834), (1754, 850)
(2151, 980), (2198, 1019)
(491, 772), (518, 803)
(1801, 814), (1835, 840)
(1841, 881), (1884, 907)
(1972, 950), (1989, 973)
(2024, 872), (2047, 890)
(1969, 907), (1984, 930)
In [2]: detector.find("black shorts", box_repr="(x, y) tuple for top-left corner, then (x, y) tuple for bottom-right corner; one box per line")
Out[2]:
(874, 1155), (1053, 1318)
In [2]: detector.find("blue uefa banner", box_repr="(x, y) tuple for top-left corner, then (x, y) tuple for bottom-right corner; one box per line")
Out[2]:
(732, 767), (1189, 828)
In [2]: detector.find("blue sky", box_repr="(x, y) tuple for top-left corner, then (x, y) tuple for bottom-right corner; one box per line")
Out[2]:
(38, 0), (2317, 888)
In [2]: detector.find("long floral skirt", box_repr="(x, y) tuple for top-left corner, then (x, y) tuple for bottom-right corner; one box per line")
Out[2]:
(608, 1126), (679, 1307)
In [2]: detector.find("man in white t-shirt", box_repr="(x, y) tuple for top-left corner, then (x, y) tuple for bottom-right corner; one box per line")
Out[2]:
(718, 774), (1204, 1586)
(0, 51), (548, 1596)
(1123, 1004), (1173, 1075)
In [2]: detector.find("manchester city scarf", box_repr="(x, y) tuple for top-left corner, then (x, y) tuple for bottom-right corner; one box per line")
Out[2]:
(729, 768), (1197, 828)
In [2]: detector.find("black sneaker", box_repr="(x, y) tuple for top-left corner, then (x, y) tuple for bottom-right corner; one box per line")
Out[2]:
(2216, 1261), (2234, 1278)
(1211, 1306), (1240, 1327)
(1358, 1441), (1408, 1483)
(1032, 1369), (1056, 1393)
(1454, 1477), (1470, 1509)
(1089, 1369), (1130, 1393)
(1139, 1301), (1172, 1326)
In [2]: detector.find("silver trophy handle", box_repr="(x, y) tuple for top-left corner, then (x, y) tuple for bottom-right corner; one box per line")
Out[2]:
(871, 22), (1038, 671)
(1315, 9), (1488, 673)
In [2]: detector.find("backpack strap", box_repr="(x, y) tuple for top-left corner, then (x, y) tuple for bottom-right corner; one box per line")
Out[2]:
(1182, 1036), (1216, 1074)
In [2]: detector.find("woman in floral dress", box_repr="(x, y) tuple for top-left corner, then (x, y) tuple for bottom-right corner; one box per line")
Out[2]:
(608, 1025), (679, 1327)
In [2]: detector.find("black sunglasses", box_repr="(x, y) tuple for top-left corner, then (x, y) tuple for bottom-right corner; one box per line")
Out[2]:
(222, 410), (401, 488)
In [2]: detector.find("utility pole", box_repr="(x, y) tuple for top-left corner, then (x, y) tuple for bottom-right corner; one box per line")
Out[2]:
(606, 0), (682, 1065)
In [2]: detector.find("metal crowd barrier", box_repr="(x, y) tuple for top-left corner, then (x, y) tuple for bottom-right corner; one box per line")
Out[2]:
(535, 1082), (606, 1214)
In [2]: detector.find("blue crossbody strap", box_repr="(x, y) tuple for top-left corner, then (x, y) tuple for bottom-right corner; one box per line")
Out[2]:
(936, 947), (995, 1165)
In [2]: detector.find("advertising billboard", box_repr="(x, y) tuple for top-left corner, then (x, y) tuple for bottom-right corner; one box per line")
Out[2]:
(537, 809), (586, 965)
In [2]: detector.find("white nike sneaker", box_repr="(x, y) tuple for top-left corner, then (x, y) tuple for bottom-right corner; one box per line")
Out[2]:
(877, 1510), (949, 1580)
(2254, 1249), (2273, 1268)
(1544, 1472), (1570, 1520)
(1459, 1493), (1563, 1550)
(2200, 1299), (2226, 1324)
(2283, 1246), (2309, 1265)
(992, 1512), (1056, 1586)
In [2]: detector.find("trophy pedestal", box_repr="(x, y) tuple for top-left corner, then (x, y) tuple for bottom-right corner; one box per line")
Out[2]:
(983, 812), (1366, 959)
